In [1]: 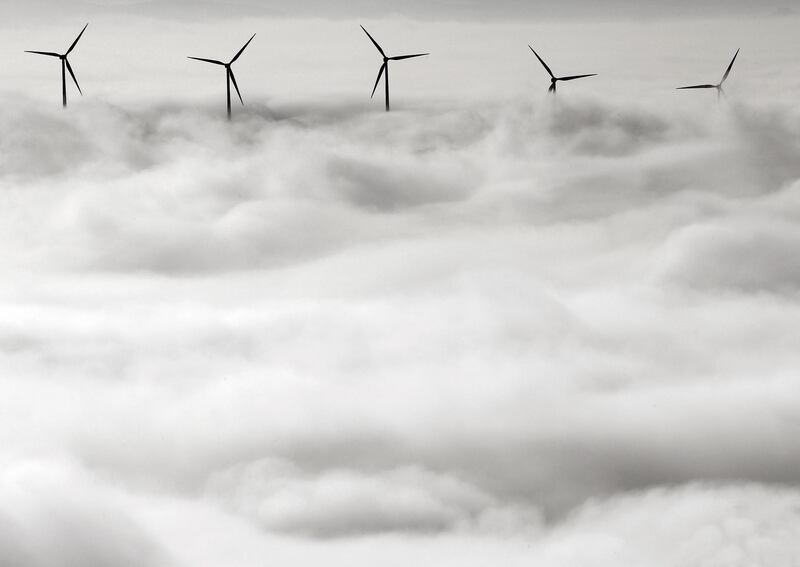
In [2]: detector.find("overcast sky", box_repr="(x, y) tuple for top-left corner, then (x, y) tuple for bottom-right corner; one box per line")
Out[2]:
(2, 13), (799, 108)
(5, 0), (799, 20)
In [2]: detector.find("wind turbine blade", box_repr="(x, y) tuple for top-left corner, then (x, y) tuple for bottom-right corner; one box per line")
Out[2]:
(529, 46), (554, 79)
(230, 33), (256, 63)
(548, 83), (556, 94)
(721, 48), (739, 84)
(676, 84), (717, 89)
(371, 62), (386, 98)
(389, 53), (429, 60)
(188, 57), (226, 65)
(558, 74), (598, 81)
(66, 23), (88, 55)
(360, 25), (385, 57)
(229, 68), (244, 105)
(65, 59), (82, 95)
(25, 50), (61, 57)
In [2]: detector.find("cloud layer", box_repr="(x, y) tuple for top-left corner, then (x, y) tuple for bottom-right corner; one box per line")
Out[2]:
(1, 89), (800, 565)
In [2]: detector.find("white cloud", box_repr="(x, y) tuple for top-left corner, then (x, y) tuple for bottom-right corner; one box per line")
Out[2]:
(206, 459), (542, 537)
(535, 484), (800, 567)
(0, 459), (171, 567)
(656, 217), (800, 292)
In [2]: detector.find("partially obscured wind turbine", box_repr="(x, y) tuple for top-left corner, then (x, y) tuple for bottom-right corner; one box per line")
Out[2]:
(189, 34), (256, 120)
(528, 45), (597, 94)
(361, 26), (428, 112)
(677, 49), (739, 101)
(25, 23), (88, 108)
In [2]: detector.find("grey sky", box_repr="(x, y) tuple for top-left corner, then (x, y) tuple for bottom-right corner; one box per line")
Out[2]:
(3, 15), (798, 108)
(6, 0), (798, 21)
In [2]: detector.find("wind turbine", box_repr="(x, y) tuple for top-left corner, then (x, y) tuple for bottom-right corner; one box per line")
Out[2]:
(188, 34), (256, 120)
(528, 45), (597, 94)
(25, 23), (88, 108)
(677, 49), (739, 101)
(360, 26), (428, 112)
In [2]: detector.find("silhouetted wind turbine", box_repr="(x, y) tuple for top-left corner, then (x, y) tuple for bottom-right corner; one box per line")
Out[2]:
(528, 46), (597, 95)
(188, 34), (256, 120)
(25, 23), (88, 108)
(361, 26), (428, 112)
(677, 49), (739, 101)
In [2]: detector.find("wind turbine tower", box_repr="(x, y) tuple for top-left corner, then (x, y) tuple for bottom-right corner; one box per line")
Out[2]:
(361, 26), (428, 112)
(189, 34), (256, 120)
(677, 49), (740, 101)
(25, 23), (89, 108)
(528, 45), (597, 94)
